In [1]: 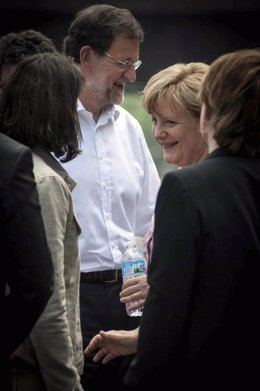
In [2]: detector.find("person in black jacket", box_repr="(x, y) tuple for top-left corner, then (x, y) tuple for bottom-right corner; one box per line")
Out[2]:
(124, 48), (260, 389)
(0, 133), (54, 390)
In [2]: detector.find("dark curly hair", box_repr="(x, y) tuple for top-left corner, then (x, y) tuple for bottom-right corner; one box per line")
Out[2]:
(0, 30), (56, 65)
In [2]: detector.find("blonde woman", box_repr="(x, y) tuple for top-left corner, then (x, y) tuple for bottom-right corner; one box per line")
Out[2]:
(85, 62), (209, 363)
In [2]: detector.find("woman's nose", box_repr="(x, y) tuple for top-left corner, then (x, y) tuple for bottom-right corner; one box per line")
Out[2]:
(152, 126), (166, 139)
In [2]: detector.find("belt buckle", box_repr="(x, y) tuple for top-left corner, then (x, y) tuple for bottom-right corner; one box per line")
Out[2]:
(105, 269), (119, 283)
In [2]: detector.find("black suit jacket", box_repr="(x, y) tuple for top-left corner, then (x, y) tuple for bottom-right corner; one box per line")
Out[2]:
(124, 148), (260, 389)
(0, 134), (54, 389)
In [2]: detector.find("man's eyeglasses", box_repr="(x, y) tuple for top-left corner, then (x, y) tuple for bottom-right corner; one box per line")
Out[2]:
(102, 51), (142, 70)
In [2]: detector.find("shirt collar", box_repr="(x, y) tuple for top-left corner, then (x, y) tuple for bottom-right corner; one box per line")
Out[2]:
(77, 99), (120, 121)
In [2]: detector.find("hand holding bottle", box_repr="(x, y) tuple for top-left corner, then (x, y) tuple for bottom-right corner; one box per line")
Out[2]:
(121, 241), (147, 317)
(120, 275), (149, 310)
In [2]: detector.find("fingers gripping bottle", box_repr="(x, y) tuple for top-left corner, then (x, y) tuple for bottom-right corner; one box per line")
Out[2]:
(121, 240), (147, 317)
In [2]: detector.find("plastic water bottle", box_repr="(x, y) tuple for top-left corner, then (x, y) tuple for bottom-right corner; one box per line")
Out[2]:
(121, 240), (147, 317)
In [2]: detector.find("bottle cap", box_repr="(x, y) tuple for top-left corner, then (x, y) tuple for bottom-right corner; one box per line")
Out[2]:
(126, 240), (136, 248)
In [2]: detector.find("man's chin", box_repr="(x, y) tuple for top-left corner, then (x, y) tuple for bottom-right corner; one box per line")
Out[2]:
(113, 91), (125, 105)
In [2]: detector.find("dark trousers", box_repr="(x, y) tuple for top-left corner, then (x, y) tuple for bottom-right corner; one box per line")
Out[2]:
(4, 356), (12, 391)
(80, 280), (140, 391)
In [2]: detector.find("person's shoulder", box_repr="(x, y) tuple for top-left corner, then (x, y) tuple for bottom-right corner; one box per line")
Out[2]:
(0, 134), (32, 181)
(32, 153), (62, 181)
(161, 162), (206, 187)
(32, 153), (71, 197)
(0, 136), (33, 205)
(161, 153), (223, 192)
(0, 133), (30, 157)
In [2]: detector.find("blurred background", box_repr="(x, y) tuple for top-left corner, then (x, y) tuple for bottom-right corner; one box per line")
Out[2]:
(1, 0), (259, 176)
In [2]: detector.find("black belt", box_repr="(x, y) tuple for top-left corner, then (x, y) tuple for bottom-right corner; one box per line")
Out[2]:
(80, 269), (122, 283)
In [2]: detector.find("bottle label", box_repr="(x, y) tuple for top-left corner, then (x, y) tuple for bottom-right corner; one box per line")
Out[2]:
(122, 259), (146, 279)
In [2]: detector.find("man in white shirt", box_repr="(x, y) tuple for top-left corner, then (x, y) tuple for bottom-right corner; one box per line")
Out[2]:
(62, 4), (160, 390)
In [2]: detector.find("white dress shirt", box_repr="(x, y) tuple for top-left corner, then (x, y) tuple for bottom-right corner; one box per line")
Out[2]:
(62, 100), (161, 272)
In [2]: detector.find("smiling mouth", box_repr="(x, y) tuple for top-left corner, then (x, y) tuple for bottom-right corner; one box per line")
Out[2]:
(161, 142), (178, 149)
(115, 82), (125, 89)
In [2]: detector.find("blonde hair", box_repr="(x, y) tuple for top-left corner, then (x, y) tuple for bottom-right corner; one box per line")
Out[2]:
(200, 48), (260, 157)
(142, 62), (209, 120)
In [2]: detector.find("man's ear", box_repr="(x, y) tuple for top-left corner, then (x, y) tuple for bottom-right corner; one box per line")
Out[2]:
(80, 45), (93, 67)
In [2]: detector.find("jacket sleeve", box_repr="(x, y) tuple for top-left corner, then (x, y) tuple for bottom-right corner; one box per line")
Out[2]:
(29, 175), (83, 391)
(124, 171), (200, 388)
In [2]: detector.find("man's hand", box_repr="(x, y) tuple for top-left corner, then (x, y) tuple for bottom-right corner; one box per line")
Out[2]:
(120, 275), (149, 310)
(84, 328), (139, 364)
